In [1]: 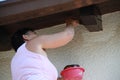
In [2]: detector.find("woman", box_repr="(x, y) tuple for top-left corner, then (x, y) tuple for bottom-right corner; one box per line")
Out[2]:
(11, 18), (79, 80)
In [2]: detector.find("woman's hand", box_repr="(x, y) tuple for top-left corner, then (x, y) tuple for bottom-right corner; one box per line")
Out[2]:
(65, 17), (79, 27)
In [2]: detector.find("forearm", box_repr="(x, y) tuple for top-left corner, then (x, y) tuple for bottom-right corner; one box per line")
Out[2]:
(41, 26), (75, 49)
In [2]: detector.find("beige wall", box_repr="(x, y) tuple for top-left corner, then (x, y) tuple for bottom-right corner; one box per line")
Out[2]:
(0, 11), (120, 80)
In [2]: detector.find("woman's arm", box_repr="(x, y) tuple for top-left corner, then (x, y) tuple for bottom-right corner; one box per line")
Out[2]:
(39, 26), (75, 49)
(27, 19), (79, 50)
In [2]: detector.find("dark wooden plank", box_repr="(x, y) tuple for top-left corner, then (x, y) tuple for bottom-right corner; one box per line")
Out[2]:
(0, 0), (107, 26)
(0, 1), (74, 25)
(98, 0), (120, 14)
(4, 9), (81, 34)
(4, 5), (103, 33)
(79, 5), (102, 32)
(73, 0), (107, 8)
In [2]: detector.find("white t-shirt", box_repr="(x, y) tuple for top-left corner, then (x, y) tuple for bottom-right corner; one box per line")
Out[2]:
(11, 43), (58, 80)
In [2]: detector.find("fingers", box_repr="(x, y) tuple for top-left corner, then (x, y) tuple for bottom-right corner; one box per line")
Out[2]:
(65, 17), (79, 27)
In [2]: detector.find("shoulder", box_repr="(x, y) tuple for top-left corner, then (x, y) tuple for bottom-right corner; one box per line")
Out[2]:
(25, 37), (43, 52)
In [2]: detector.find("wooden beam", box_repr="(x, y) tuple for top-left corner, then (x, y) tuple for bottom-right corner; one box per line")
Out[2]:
(79, 5), (102, 32)
(0, 0), (107, 26)
(0, 1), (74, 26)
(4, 5), (103, 33)
(4, 9), (81, 34)
(73, 0), (107, 8)
(98, 0), (120, 14)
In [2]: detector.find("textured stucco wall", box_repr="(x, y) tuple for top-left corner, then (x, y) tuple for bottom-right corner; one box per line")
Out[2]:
(0, 11), (120, 80)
